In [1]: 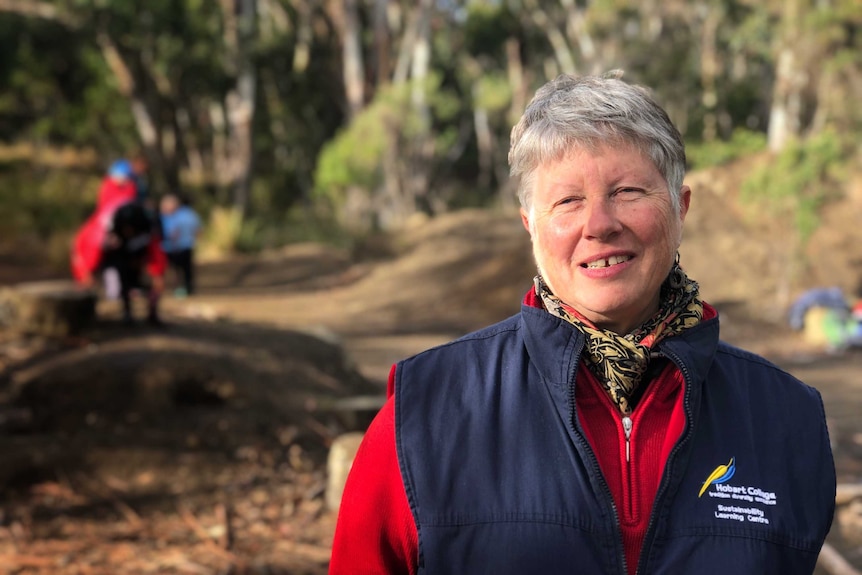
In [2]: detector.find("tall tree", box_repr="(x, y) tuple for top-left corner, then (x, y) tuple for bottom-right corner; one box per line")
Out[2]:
(767, 0), (807, 151)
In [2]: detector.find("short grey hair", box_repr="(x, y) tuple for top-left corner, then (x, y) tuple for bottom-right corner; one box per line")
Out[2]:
(508, 71), (686, 212)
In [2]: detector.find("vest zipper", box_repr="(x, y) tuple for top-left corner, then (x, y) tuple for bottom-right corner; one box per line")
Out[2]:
(568, 339), (629, 575)
(622, 414), (635, 522)
(633, 348), (695, 575)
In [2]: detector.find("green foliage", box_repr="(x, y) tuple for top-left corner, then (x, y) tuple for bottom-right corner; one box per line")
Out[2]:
(740, 130), (846, 244)
(314, 116), (389, 201)
(473, 73), (511, 113)
(687, 129), (767, 169)
(462, 3), (518, 60)
(200, 206), (251, 256)
(0, 164), (100, 239)
(313, 74), (455, 202)
(0, 162), (101, 269)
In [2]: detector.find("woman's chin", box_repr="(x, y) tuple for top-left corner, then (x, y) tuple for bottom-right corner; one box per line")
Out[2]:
(580, 300), (654, 333)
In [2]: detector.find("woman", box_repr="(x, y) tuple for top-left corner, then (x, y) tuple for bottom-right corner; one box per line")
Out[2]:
(330, 73), (835, 574)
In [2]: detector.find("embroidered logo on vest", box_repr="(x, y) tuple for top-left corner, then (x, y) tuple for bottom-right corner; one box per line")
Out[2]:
(699, 458), (778, 525)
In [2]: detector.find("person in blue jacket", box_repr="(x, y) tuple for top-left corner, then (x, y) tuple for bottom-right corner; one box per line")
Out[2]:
(160, 193), (202, 297)
(330, 71), (835, 575)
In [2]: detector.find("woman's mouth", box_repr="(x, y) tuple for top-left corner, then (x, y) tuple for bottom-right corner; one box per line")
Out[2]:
(582, 255), (632, 269)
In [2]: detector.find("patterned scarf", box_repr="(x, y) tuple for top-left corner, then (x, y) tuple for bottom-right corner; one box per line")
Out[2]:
(536, 263), (702, 415)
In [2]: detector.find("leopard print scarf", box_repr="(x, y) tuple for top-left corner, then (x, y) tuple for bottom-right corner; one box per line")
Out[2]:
(536, 263), (702, 415)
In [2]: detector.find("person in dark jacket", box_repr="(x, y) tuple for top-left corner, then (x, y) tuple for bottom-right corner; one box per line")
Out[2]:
(330, 72), (836, 575)
(73, 198), (167, 326)
(100, 201), (167, 325)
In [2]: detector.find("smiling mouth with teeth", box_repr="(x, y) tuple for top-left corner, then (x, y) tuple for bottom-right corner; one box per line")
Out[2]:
(582, 255), (631, 269)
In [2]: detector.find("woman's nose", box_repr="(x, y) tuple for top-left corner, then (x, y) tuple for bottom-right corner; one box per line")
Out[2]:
(582, 198), (622, 240)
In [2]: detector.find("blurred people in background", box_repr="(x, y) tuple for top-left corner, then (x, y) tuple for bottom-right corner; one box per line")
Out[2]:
(99, 201), (167, 325)
(788, 286), (862, 352)
(71, 159), (167, 325)
(787, 286), (849, 332)
(160, 194), (202, 298)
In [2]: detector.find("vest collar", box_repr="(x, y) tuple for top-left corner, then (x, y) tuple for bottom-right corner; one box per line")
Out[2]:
(520, 299), (721, 396)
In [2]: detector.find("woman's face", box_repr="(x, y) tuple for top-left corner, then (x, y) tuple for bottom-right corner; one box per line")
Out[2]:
(522, 143), (690, 334)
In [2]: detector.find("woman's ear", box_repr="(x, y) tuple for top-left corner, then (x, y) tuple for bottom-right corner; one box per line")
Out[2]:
(679, 185), (692, 221)
(520, 208), (532, 235)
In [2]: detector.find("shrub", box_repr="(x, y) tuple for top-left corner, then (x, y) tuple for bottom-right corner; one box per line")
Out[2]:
(740, 129), (845, 245)
(687, 129), (767, 170)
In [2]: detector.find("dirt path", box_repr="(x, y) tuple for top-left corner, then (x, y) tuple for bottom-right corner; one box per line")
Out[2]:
(179, 248), (862, 481)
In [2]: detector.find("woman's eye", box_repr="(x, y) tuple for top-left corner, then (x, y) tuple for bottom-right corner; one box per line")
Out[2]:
(614, 187), (643, 198)
(556, 197), (580, 206)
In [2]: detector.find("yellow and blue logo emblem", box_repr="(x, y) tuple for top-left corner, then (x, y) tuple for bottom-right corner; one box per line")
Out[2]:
(698, 457), (736, 497)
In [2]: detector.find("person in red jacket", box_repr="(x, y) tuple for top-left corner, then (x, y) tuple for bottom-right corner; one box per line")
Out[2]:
(72, 194), (166, 326)
(329, 72), (835, 574)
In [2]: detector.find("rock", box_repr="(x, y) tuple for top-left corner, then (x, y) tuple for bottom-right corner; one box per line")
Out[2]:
(817, 542), (862, 575)
(326, 431), (365, 512)
(837, 483), (862, 506)
(0, 280), (96, 337)
(324, 394), (386, 429)
(837, 498), (862, 545)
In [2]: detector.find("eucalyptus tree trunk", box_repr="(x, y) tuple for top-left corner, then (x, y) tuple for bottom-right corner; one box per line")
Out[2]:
(768, 47), (803, 152)
(560, 0), (600, 75)
(402, 0), (433, 221)
(372, 0), (392, 87)
(220, 0), (258, 214)
(371, 0), (434, 229)
(292, 0), (314, 73)
(505, 37), (527, 128)
(523, 0), (577, 76)
(325, 0), (375, 230)
(500, 36), (527, 209)
(461, 55), (494, 194)
(768, 0), (804, 152)
(699, 6), (721, 142)
(337, 0), (366, 119)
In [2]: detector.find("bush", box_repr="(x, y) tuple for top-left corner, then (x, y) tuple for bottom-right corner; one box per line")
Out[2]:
(0, 164), (99, 239)
(687, 129), (767, 170)
(740, 129), (846, 244)
(199, 206), (245, 258)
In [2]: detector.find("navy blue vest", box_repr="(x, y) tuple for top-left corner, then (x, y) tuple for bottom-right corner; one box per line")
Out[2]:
(395, 306), (835, 574)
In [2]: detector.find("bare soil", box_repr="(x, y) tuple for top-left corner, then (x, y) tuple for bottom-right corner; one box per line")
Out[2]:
(2, 161), (862, 574)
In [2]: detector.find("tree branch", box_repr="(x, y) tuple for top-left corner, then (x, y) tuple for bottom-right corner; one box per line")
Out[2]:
(0, 0), (79, 27)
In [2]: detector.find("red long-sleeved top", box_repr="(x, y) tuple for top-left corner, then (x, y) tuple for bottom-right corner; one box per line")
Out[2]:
(330, 304), (716, 574)
(71, 199), (167, 283)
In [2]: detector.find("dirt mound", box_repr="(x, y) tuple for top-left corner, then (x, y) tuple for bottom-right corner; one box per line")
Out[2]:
(683, 160), (862, 321)
(0, 318), (376, 574)
(336, 209), (535, 334)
